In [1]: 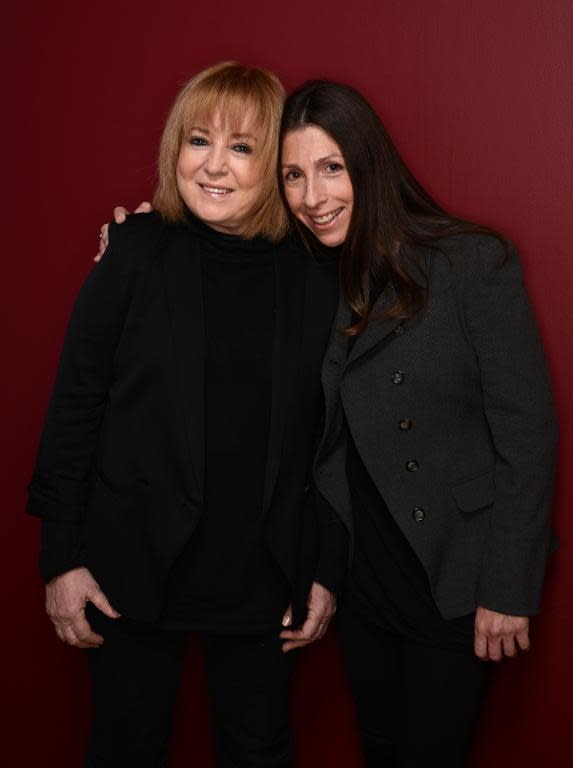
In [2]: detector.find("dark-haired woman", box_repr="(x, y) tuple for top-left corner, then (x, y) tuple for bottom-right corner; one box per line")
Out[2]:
(278, 81), (557, 766)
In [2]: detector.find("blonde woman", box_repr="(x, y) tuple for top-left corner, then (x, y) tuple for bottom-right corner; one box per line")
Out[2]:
(28, 63), (344, 767)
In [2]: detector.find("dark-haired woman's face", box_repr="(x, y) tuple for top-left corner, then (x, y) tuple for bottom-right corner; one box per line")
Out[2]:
(281, 126), (353, 247)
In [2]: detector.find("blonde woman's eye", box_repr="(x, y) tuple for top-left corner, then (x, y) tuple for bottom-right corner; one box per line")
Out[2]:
(231, 144), (253, 154)
(284, 171), (302, 182)
(189, 136), (208, 146)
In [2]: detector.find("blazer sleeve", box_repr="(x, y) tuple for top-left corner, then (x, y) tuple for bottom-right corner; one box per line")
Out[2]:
(309, 398), (350, 594)
(26, 221), (147, 529)
(459, 237), (558, 615)
(38, 520), (85, 583)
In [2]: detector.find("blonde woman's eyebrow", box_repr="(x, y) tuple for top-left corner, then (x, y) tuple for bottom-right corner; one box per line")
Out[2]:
(230, 132), (258, 142)
(188, 127), (257, 143)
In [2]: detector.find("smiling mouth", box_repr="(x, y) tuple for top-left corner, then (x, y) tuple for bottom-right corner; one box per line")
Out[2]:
(309, 207), (344, 227)
(199, 184), (233, 197)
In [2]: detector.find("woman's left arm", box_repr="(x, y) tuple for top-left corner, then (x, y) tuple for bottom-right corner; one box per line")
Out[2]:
(279, 490), (346, 652)
(460, 237), (558, 659)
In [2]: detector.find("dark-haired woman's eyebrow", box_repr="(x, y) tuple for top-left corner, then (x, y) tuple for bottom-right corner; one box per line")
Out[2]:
(316, 154), (343, 166)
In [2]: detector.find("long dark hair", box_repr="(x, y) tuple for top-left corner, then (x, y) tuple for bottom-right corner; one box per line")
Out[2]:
(280, 80), (505, 334)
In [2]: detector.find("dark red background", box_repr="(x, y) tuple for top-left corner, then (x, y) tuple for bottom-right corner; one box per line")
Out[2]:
(3, 1), (572, 764)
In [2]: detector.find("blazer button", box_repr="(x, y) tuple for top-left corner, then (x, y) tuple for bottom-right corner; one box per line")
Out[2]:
(399, 418), (412, 431)
(406, 459), (419, 472)
(391, 370), (405, 384)
(393, 324), (404, 336)
(412, 507), (426, 522)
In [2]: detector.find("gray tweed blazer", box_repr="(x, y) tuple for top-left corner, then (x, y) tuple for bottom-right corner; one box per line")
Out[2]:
(314, 234), (558, 619)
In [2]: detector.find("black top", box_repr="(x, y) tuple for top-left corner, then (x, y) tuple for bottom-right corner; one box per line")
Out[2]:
(343, 422), (475, 649)
(160, 214), (289, 632)
(36, 211), (347, 628)
(339, 315), (474, 649)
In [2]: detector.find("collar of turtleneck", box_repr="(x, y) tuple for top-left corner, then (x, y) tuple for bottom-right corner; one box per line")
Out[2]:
(183, 207), (275, 263)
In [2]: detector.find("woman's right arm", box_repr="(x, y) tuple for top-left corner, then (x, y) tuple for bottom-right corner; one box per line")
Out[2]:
(28, 231), (141, 523)
(28, 227), (144, 646)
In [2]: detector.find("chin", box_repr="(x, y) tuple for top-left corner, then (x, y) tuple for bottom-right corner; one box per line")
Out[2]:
(315, 230), (347, 248)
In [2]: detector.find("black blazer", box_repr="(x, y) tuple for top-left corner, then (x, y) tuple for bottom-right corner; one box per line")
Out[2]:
(28, 213), (340, 623)
(315, 235), (558, 619)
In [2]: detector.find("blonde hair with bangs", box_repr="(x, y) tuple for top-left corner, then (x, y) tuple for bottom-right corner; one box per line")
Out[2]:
(154, 61), (289, 242)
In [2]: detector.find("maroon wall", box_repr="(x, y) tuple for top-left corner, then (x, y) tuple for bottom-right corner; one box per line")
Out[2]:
(3, 1), (572, 764)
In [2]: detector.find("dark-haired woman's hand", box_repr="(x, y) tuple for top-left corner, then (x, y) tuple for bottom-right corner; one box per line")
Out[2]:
(474, 606), (530, 661)
(94, 201), (153, 262)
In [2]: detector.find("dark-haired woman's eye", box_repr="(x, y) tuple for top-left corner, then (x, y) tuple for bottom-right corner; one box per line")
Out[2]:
(189, 135), (208, 146)
(231, 143), (253, 154)
(326, 162), (343, 173)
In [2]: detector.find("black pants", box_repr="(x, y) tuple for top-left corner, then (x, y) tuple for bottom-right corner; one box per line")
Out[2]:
(337, 608), (490, 768)
(85, 610), (294, 768)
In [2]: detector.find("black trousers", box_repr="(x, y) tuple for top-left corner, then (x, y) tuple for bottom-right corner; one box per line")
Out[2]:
(337, 607), (490, 768)
(85, 609), (294, 768)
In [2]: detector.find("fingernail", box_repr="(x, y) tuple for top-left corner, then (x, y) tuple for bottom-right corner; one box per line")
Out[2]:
(282, 617), (290, 627)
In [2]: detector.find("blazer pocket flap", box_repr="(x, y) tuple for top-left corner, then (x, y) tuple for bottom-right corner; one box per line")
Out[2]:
(451, 469), (495, 514)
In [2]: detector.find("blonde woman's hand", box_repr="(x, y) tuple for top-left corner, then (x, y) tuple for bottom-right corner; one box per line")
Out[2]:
(280, 581), (336, 652)
(46, 566), (121, 648)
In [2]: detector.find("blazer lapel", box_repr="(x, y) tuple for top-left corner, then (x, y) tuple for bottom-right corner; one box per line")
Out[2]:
(325, 294), (352, 368)
(263, 248), (307, 514)
(346, 283), (404, 365)
(162, 227), (205, 500)
(323, 286), (403, 372)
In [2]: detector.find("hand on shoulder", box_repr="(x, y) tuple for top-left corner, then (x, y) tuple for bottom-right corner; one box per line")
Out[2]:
(95, 201), (153, 262)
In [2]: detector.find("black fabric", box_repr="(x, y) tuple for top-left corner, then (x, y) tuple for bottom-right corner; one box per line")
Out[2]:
(337, 423), (486, 766)
(85, 606), (293, 768)
(28, 211), (345, 624)
(203, 633), (293, 768)
(315, 237), (558, 620)
(344, 424), (475, 648)
(313, 491), (349, 594)
(161, 218), (289, 632)
(40, 520), (85, 583)
(340, 319), (473, 645)
(337, 607), (490, 768)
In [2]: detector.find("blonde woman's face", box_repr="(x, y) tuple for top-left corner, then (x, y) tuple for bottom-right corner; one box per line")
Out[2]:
(177, 110), (265, 235)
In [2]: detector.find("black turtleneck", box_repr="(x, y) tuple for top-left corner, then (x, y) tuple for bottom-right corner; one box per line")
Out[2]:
(160, 214), (290, 632)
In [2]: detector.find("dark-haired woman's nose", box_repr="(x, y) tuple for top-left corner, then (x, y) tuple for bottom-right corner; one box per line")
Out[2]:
(303, 178), (327, 210)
